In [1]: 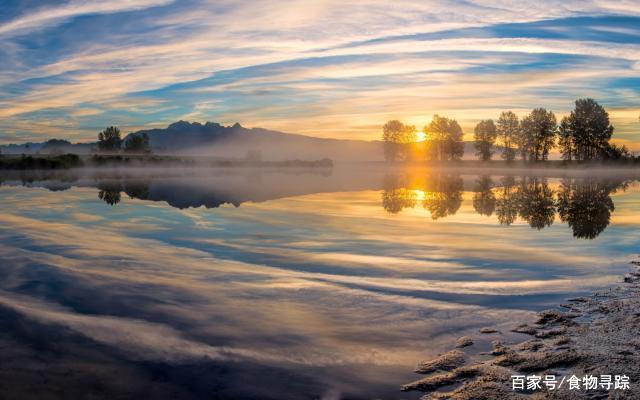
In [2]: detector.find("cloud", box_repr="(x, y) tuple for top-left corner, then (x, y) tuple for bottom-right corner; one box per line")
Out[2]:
(0, 0), (174, 37)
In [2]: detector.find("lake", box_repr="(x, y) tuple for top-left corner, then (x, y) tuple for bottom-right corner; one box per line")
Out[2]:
(0, 166), (639, 399)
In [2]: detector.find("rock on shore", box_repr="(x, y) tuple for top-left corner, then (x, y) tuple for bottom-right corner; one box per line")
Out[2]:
(402, 267), (640, 399)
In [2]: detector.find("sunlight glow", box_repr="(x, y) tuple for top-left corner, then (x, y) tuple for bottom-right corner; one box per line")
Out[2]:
(411, 189), (427, 201)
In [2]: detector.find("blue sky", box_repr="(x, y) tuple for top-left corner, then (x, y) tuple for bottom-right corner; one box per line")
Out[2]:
(0, 0), (639, 145)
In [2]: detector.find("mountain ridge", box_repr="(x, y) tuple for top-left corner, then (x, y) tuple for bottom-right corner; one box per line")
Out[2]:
(1, 121), (384, 161)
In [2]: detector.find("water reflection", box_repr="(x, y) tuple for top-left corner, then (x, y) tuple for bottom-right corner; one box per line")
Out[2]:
(423, 172), (464, 220)
(472, 176), (496, 216)
(381, 172), (631, 239)
(1, 167), (640, 399)
(0, 168), (633, 240)
(557, 178), (624, 239)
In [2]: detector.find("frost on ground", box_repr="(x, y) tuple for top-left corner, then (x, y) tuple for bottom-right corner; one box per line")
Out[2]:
(402, 267), (640, 399)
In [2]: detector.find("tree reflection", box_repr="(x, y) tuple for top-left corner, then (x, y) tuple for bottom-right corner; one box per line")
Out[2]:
(517, 177), (556, 229)
(381, 173), (417, 214)
(380, 173), (628, 240)
(97, 181), (122, 206)
(423, 173), (463, 220)
(495, 176), (518, 225)
(472, 176), (496, 216)
(556, 178), (624, 239)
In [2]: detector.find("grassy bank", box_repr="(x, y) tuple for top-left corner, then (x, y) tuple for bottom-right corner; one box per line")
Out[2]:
(0, 154), (83, 170)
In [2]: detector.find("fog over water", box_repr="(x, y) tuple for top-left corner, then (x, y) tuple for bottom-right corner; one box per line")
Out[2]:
(1, 166), (639, 399)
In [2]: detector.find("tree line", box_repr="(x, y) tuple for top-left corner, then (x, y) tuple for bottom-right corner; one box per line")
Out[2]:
(382, 98), (632, 162)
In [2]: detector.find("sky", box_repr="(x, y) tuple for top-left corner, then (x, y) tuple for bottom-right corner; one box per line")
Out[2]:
(0, 0), (639, 146)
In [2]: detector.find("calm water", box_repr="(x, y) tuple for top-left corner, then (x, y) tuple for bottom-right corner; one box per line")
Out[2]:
(1, 167), (639, 399)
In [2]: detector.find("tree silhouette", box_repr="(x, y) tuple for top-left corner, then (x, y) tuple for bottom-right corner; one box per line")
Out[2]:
(382, 120), (417, 162)
(559, 99), (613, 161)
(98, 126), (122, 153)
(474, 120), (497, 161)
(558, 117), (574, 161)
(497, 111), (519, 162)
(124, 132), (151, 153)
(600, 143), (632, 161)
(472, 176), (496, 216)
(423, 173), (463, 219)
(520, 108), (557, 161)
(424, 115), (464, 161)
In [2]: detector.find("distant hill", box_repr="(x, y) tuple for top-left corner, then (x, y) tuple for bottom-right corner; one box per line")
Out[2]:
(0, 138), (93, 155)
(0, 121), (492, 161)
(127, 121), (382, 161)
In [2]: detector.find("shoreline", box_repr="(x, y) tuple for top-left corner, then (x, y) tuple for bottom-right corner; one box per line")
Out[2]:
(402, 264), (640, 399)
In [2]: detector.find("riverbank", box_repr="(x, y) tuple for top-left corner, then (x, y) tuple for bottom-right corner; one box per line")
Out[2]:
(402, 265), (640, 399)
(0, 154), (334, 170)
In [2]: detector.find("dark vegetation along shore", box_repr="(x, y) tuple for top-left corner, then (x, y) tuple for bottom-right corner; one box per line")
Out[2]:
(0, 154), (334, 170)
(402, 264), (640, 399)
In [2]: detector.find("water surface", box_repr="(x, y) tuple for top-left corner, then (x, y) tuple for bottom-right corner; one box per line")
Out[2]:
(0, 167), (639, 399)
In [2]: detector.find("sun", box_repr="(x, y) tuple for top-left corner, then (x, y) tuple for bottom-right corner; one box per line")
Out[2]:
(416, 132), (427, 142)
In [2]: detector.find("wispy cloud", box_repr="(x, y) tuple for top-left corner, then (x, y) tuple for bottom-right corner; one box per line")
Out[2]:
(0, 0), (174, 37)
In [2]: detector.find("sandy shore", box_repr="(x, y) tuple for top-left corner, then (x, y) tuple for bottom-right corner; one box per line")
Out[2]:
(402, 264), (640, 399)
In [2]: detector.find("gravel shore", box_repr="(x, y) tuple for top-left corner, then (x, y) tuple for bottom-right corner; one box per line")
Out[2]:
(402, 265), (640, 399)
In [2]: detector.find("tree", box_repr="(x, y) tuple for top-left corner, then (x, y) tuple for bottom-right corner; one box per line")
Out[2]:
(382, 120), (417, 162)
(600, 143), (632, 161)
(424, 115), (464, 161)
(473, 120), (497, 161)
(496, 111), (519, 162)
(520, 108), (557, 161)
(560, 99), (613, 160)
(124, 132), (151, 153)
(558, 117), (574, 161)
(98, 126), (122, 153)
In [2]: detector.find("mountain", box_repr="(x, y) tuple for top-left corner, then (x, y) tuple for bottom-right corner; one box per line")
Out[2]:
(0, 138), (93, 155)
(127, 121), (382, 161)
